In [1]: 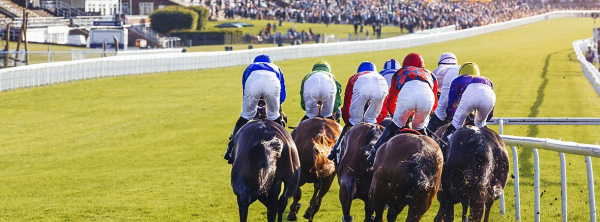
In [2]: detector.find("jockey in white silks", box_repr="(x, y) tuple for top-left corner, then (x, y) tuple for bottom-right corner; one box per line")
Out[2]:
(224, 54), (286, 164)
(441, 62), (497, 142)
(427, 52), (461, 133)
(299, 60), (343, 122)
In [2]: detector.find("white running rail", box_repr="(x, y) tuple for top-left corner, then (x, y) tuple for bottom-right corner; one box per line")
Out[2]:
(0, 10), (595, 92)
(488, 117), (600, 222)
(573, 38), (600, 96)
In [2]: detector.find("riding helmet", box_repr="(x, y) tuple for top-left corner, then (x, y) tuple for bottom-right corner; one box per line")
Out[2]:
(312, 60), (331, 72)
(357, 61), (377, 73)
(254, 54), (272, 63)
(383, 59), (400, 71)
(402, 53), (425, 68)
(459, 62), (480, 76)
(437, 52), (458, 65)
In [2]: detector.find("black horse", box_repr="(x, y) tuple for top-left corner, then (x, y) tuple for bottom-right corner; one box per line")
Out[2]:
(231, 119), (301, 222)
(434, 125), (509, 222)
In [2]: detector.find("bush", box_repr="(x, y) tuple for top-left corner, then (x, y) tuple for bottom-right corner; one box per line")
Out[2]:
(170, 30), (244, 45)
(149, 7), (199, 34)
(187, 6), (209, 31)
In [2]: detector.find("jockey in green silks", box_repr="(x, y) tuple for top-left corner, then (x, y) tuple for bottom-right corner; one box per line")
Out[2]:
(299, 60), (343, 122)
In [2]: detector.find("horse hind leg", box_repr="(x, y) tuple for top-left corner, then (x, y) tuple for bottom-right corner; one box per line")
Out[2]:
(482, 199), (495, 222)
(339, 177), (357, 221)
(287, 185), (303, 221)
(310, 174), (336, 220)
(468, 199), (486, 222)
(386, 205), (405, 222)
(237, 195), (251, 222)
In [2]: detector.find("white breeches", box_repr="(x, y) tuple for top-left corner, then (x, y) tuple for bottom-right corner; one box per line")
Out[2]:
(349, 73), (389, 125)
(241, 70), (281, 121)
(303, 72), (337, 118)
(451, 83), (496, 129)
(434, 66), (460, 120)
(392, 81), (435, 130)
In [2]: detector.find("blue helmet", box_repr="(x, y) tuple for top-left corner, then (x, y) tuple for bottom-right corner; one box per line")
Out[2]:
(357, 61), (376, 73)
(254, 54), (272, 63)
(383, 59), (400, 71)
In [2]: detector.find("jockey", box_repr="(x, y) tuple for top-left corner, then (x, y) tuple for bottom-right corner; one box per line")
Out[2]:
(427, 52), (461, 133)
(224, 54), (286, 164)
(367, 53), (438, 165)
(441, 62), (496, 142)
(327, 61), (389, 163)
(379, 59), (401, 87)
(299, 60), (343, 122)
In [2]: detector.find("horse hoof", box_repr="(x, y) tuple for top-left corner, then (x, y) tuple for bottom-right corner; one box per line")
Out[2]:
(342, 215), (354, 222)
(287, 215), (297, 221)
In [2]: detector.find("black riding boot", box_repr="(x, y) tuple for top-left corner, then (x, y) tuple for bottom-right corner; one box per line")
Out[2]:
(327, 123), (353, 163)
(300, 115), (310, 122)
(224, 117), (250, 164)
(417, 128), (427, 136)
(366, 122), (400, 165)
(273, 115), (285, 127)
(426, 114), (444, 134)
(442, 124), (457, 144)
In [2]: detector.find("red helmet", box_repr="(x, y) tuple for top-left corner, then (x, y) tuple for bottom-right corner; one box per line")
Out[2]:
(402, 53), (425, 68)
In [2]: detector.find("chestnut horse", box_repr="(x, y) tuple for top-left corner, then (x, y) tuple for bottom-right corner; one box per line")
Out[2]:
(369, 133), (443, 222)
(337, 122), (384, 222)
(231, 119), (301, 222)
(434, 125), (509, 222)
(287, 117), (341, 222)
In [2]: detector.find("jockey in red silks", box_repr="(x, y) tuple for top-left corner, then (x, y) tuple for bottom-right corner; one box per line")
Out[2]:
(427, 52), (461, 133)
(224, 54), (286, 164)
(367, 53), (438, 165)
(327, 61), (389, 164)
(441, 62), (496, 142)
(299, 60), (343, 122)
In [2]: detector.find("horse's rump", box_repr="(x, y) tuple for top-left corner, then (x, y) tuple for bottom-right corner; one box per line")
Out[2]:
(292, 117), (341, 180)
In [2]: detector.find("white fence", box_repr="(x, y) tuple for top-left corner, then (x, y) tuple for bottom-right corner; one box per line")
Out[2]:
(488, 118), (600, 222)
(0, 10), (595, 92)
(573, 38), (600, 96)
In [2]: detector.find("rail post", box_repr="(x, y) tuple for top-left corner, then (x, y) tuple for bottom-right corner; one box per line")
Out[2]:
(512, 146), (521, 221)
(534, 148), (541, 222)
(499, 119), (506, 215)
(588, 143), (597, 222)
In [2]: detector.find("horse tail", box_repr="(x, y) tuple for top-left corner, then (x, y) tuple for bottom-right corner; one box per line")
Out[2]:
(256, 137), (283, 196)
(311, 132), (336, 178)
(467, 130), (494, 200)
(362, 124), (383, 155)
(405, 139), (438, 190)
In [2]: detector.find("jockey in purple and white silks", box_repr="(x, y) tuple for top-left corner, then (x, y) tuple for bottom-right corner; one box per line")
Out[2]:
(299, 60), (343, 122)
(379, 59), (400, 88)
(427, 53), (461, 133)
(441, 62), (496, 142)
(224, 54), (286, 164)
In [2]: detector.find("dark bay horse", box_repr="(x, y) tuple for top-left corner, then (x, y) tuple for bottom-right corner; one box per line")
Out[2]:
(434, 125), (509, 222)
(287, 117), (341, 222)
(369, 133), (443, 222)
(337, 122), (384, 222)
(231, 119), (301, 222)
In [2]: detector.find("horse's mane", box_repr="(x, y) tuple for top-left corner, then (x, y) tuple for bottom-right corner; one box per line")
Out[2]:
(311, 132), (336, 178)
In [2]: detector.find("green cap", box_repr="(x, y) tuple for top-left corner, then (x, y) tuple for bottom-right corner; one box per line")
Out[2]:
(312, 60), (331, 72)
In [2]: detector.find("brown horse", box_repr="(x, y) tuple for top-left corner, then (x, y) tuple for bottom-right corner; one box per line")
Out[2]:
(434, 125), (509, 222)
(231, 119), (301, 222)
(287, 117), (341, 222)
(337, 122), (384, 222)
(369, 133), (443, 222)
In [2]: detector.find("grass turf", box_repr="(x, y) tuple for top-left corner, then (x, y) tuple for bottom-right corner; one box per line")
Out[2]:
(0, 17), (598, 221)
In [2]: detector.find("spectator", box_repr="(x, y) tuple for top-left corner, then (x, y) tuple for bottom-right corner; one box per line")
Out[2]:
(586, 46), (596, 64)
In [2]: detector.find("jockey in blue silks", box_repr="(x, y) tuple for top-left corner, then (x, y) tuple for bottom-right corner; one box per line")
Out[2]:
(224, 54), (286, 164)
(379, 59), (401, 88)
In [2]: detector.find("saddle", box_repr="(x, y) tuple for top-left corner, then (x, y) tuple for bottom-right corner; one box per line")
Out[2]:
(396, 128), (421, 136)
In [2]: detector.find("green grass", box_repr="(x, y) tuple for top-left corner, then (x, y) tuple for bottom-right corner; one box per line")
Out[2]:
(0, 17), (599, 221)
(2, 42), (108, 65)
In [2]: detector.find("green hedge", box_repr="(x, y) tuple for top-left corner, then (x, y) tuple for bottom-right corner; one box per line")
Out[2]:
(187, 6), (209, 31)
(149, 7), (198, 34)
(170, 30), (243, 44)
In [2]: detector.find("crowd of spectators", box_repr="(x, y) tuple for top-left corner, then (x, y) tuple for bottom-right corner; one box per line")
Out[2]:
(204, 0), (594, 44)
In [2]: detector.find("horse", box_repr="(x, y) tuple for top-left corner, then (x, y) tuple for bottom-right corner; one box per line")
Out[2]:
(337, 122), (384, 222)
(230, 119), (301, 222)
(434, 125), (510, 222)
(286, 117), (341, 222)
(369, 132), (444, 222)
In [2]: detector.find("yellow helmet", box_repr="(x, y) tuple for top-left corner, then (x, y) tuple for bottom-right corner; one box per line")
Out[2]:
(459, 62), (480, 76)
(312, 60), (331, 72)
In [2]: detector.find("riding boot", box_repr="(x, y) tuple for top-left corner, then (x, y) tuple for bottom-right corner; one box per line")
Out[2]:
(333, 108), (342, 123)
(224, 117), (250, 164)
(417, 128), (427, 136)
(442, 124), (457, 144)
(426, 113), (444, 134)
(273, 115), (285, 127)
(327, 123), (353, 163)
(367, 122), (400, 165)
